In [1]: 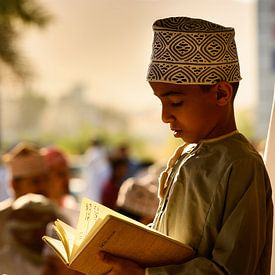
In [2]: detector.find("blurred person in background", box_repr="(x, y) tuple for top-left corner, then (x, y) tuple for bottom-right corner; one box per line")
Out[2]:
(0, 158), (10, 202)
(114, 143), (140, 181)
(0, 193), (61, 275)
(116, 166), (159, 225)
(41, 146), (80, 226)
(0, 141), (49, 245)
(82, 137), (111, 203)
(40, 147), (73, 207)
(101, 155), (129, 210)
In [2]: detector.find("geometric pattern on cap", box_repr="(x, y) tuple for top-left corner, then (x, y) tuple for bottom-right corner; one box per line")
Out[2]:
(147, 17), (241, 84)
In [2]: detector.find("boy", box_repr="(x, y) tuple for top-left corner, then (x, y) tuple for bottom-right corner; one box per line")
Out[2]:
(98, 17), (273, 275)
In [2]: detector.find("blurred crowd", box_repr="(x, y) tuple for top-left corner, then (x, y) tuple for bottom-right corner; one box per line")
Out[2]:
(0, 138), (162, 275)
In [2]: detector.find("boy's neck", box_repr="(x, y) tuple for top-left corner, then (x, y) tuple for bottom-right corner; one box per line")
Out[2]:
(196, 117), (237, 143)
(207, 108), (237, 139)
(199, 129), (239, 144)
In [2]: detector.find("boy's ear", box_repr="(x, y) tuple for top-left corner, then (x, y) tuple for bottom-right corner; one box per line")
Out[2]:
(214, 81), (233, 106)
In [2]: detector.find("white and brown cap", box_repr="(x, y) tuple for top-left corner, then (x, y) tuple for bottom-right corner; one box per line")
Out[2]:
(2, 142), (48, 178)
(4, 194), (61, 263)
(116, 173), (159, 218)
(147, 17), (242, 85)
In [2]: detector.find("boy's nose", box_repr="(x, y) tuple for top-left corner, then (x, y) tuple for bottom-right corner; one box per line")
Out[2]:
(162, 107), (174, 123)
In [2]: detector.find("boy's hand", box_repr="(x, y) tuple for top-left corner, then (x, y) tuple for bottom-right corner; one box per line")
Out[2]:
(97, 251), (145, 275)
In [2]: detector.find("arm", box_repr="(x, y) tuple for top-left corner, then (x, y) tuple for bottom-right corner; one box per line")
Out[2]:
(147, 158), (272, 275)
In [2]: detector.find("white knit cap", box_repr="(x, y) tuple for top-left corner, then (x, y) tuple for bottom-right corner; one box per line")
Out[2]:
(116, 174), (159, 218)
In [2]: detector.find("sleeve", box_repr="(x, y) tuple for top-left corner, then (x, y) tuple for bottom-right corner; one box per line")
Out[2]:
(146, 158), (272, 275)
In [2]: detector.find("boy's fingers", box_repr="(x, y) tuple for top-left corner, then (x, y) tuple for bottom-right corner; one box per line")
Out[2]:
(97, 251), (145, 275)
(98, 251), (118, 265)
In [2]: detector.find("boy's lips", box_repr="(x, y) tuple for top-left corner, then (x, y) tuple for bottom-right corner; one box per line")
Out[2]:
(171, 128), (183, 136)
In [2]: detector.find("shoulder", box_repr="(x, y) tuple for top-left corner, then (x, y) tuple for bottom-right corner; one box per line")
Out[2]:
(0, 199), (13, 232)
(0, 198), (12, 212)
(205, 134), (271, 192)
(179, 133), (268, 186)
(200, 133), (263, 166)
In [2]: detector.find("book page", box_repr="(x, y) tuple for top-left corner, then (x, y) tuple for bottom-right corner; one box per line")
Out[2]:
(71, 198), (109, 257)
(71, 198), (146, 258)
(54, 219), (76, 259)
(42, 236), (69, 264)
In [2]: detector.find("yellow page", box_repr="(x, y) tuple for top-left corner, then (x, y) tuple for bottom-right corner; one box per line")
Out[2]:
(42, 236), (69, 264)
(54, 219), (76, 259)
(71, 198), (146, 258)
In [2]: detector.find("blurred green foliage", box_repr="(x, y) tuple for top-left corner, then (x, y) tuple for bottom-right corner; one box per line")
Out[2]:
(0, 0), (52, 78)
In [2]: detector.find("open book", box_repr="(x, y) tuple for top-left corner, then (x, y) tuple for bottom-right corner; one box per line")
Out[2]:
(43, 197), (195, 274)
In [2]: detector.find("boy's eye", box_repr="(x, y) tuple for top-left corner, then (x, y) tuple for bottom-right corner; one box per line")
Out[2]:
(171, 101), (183, 107)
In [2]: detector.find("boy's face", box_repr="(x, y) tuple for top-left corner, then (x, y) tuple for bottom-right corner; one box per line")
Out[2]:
(150, 82), (222, 143)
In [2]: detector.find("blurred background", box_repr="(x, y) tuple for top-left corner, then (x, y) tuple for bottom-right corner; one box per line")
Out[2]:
(0, 0), (273, 174)
(1, 1), (275, 273)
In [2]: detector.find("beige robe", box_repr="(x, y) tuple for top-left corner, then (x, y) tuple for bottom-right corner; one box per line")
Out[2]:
(147, 133), (273, 275)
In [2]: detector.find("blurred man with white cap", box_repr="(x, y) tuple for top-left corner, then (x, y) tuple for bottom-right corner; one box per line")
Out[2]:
(0, 193), (61, 275)
(116, 168), (159, 225)
(0, 141), (50, 246)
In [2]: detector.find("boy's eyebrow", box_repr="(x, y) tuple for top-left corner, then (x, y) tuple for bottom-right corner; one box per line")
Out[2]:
(154, 91), (186, 97)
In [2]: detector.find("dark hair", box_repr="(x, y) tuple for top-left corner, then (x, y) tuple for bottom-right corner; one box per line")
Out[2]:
(201, 82), (239, 100)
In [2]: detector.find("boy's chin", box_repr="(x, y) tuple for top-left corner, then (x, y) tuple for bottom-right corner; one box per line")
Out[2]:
(172, 130), (199, 143)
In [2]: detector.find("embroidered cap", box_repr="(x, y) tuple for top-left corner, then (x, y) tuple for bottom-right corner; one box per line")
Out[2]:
(147, 17), (242, 85)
